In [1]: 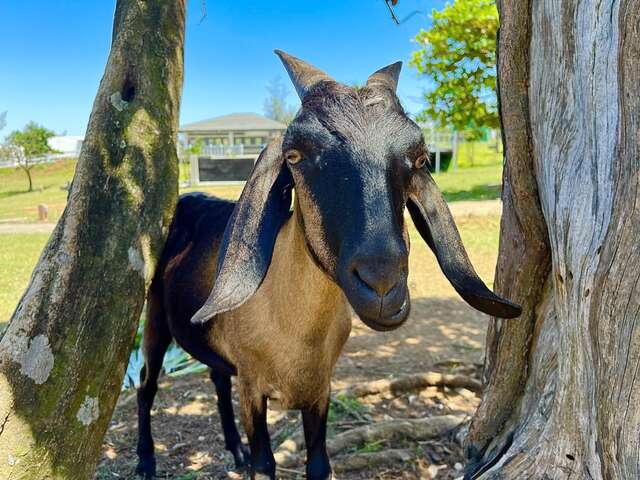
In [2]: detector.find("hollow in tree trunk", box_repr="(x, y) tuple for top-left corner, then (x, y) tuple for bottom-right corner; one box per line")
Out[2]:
(466, 1), (640, 478)
(0, 1), (185, 478)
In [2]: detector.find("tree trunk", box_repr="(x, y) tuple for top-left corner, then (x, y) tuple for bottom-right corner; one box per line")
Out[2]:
(23, 165), (33, 192)
(0, 1), (185, 478)
(466, 1), (640, 478)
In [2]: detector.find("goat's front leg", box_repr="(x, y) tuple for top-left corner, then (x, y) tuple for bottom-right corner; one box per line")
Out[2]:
(302, 393), (332, 480)
(239, 383), (275, 479)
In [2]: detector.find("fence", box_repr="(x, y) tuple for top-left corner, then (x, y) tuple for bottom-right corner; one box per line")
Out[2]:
(199, 144), (265, 157)
(422, 130), (458, 173)
(421, 129), (503, 171)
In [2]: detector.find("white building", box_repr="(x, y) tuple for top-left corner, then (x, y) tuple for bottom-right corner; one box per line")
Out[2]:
(48, 135), (84, 157)
(180, 113), (286, 184)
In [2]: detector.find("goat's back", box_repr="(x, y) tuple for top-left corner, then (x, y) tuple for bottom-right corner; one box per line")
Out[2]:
(151, 192), (236, 372)
(163, 192), (236, 263)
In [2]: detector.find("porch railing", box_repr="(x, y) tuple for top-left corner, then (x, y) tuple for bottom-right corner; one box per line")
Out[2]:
(200, 144), (265, 157)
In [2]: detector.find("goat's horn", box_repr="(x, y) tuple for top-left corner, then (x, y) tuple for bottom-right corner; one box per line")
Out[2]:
(275, 50), (333, 99)
(367, 62), (402, 91)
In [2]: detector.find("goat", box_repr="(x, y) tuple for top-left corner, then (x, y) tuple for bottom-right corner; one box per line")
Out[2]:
(135, 50), (521, 480)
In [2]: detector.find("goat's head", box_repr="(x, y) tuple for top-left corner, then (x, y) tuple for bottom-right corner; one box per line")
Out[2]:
(191, 51), (521, 329)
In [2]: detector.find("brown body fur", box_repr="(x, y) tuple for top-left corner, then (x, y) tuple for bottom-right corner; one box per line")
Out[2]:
(156, 199), (351, 415)
(212, 207), (351, 412)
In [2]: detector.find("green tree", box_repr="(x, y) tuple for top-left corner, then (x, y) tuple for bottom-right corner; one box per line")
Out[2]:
(6, 121), (56, 157)
(5, 121), (57, 191)
(263, 76), (297, 125)
(0, 111), (6, 131)
(410, 0), (498, 138)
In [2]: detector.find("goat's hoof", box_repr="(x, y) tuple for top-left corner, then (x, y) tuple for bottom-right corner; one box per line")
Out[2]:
(230, 444), (251, 469)
(307, 474), (333, 480)
(135, 455), (156, 479)
(307, 469), (333, 480)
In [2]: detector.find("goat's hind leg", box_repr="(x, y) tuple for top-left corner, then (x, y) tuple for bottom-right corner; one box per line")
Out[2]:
(136, 290), (172, 479)
(210, 370), (250, 469)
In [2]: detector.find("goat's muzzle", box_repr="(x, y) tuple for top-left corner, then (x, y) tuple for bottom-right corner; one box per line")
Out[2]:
(338, 250), (410, 332)
(358, 293), (411, 332)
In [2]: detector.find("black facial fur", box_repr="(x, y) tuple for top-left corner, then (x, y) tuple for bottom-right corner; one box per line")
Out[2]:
(284, 82), (427, 329)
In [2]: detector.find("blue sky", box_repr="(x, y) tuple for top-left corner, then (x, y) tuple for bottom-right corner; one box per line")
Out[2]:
(0, 0), (445, 136)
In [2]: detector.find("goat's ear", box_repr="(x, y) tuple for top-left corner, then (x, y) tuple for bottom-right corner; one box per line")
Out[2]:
(191, 136), (293, 324)
(366, 61), (402, 92)
(406, 170), (522, 319)
(275, 49), (334, 99)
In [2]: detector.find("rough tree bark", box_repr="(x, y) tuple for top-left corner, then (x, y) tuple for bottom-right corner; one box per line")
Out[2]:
(0, 1), (185, 478)
(466, 1), (640, 478)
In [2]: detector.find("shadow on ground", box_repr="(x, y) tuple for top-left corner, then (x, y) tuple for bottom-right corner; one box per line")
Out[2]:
(335, 297), (488, 388)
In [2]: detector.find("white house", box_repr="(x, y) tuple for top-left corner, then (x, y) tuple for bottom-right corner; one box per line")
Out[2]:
(179, 113), (287, 184)
(48, 135), (84, 157)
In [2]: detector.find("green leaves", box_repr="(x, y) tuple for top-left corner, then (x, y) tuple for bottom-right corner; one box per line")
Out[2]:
(5, 121), (57, 157)
(410, 0), (499, 135)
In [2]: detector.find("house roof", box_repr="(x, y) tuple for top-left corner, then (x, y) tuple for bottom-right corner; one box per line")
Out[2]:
(179, 113), (287, 133)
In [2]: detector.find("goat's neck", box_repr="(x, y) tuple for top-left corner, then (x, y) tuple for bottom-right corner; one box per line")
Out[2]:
(264, 204), (350, 336)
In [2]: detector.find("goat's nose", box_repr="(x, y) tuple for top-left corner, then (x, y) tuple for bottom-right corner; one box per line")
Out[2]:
(353, 261), (403, 298)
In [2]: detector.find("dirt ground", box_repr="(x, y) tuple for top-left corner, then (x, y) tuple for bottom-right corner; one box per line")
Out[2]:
(96, 214), (498, 480)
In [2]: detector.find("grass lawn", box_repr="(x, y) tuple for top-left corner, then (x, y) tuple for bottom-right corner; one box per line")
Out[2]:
(0, 159), (75, 223)
(0, 158), (502, 223)
(0, 233), (50, 324)
(433, 164), (502, 202)
(456, 139), (503, 169)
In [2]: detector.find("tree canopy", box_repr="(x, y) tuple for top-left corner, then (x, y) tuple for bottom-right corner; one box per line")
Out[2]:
(5, 121), (56, 157)
(410, 0), (498, 138)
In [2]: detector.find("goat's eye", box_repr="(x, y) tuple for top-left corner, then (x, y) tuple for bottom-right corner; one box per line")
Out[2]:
(285, 149), (303, 165)
(413, 153), (428, 169)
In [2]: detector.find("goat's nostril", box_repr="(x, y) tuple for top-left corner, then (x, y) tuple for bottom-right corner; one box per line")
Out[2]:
(353, 266), (397, 298)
